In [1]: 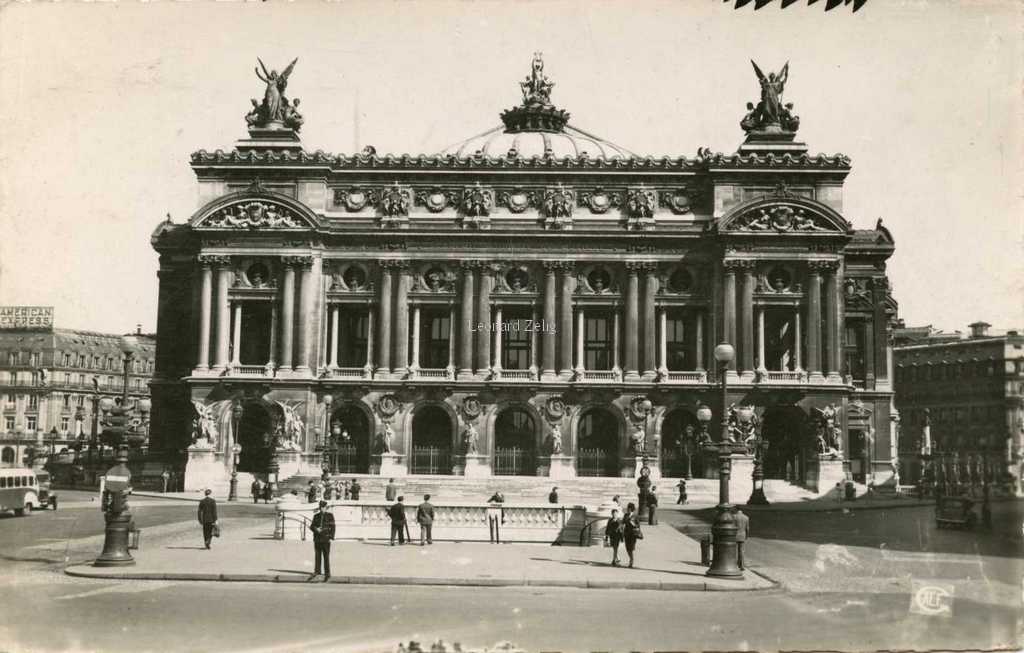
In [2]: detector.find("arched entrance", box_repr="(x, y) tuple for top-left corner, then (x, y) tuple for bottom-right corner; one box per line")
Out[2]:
(237, 402), (274, 474)
(494, 407), (538, 476)
(329, 403), (372, 474)
(761, 406), (807, 482)
(410, 404), (454, 475)
(576, 408), (620, 477)
(661, 408), (701, 478)
(1, 446), (14, 465)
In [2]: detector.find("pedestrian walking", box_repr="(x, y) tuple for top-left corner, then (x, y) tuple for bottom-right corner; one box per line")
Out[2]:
(350, 478), (361, 500)
(306, 480), (317, 504)
(161, 469), (171, 493)
(416, 494), (435, 545)
(548, 486), (559, 504)
(611, 494), (622, 514)
(676, 479), (687, 505)
(604, 508), (623, 566)
(733, 506), (749, 570)
(622, 502), (642, 568)
(309, 500), (336, 582)
(251, 478), (263, 504)
(385, 478), (398, 501)
(388, 495), (407, 545)
(262, 481), (273, 504)
(197, 489), (218, 550)
(646, 486), (659, 525)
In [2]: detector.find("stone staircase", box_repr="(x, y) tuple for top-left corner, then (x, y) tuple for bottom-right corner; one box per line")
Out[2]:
(278, 474), (823, 507)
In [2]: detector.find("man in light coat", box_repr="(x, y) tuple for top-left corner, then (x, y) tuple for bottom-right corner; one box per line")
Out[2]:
(416, 494), (435, 545)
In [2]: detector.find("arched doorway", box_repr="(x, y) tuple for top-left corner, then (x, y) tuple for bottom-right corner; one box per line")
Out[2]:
(237, 402), (274, 474)
(329, 403), (372, 474)
(1, 446), (14, 466)
(577, 408), (619, 477)
(761, 406), (807, 482)
(410, 404), (454, 475)
(494, 407), (538, 476)
(661, 409), (701, 478)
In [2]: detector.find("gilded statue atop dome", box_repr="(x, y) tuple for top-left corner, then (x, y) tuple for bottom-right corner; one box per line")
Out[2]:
(520, 52), (555, 107)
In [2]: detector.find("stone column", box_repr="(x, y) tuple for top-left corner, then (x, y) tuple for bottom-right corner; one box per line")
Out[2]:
(806, 262), (824, 380)
(612, 311), (621, 374)
(230, 302), (242, 366)
(823, 261), (840, 380)
(558, 265), (574, 377)
(329, 305), (340, 369)
(658, 308), (668, 375)
(695, 311), (705, 372)
(541, 263), (558, 379)
(530, 305), (540, 376)
(869, 277), (888, 389)
(296, 258), (315, 373)
(213, 264), (232, 370)
(279, 261), (296, 371)
(863, 315), (875, 386)
(476, 265), (492, 376)
(448, 306), (457, 375)
(267, 302), (278, 369)
(739, 262), (755, 377)
(794, 309), (803, 371)
(410, 306), (421, 373)
(642, 264), (658, 379)
(196, 260), (213, 370)
(574, 307), (585, 376)
(756, 307), (766, 373)
(624, 262), (641, 380)
(377, 262), (394, 374)
(722, 261), (739, 377)
(394, 263), (411, 374)
(492, 305), (503, 375)
(459, 262), (476, 377)
(365, 307), (375, 373)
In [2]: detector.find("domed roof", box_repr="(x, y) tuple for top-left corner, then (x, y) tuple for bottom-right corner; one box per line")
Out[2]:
(440, 53), (635, 160)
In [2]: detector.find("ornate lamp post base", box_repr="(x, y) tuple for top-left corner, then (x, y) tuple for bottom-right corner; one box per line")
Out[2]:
(94, 509), (135, 567)
(747, 487), (770, 505)
(707, 449), (744, 579)
(228, 470), (239, 502)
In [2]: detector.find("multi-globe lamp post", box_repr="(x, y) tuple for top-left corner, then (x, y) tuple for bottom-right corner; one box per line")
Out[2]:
(705, 342), (744, 579)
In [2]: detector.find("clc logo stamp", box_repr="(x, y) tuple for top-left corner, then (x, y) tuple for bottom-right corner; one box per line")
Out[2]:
(909, 580), (954, 617)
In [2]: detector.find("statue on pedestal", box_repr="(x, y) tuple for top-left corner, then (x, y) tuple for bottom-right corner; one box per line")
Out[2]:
(547, 424), (563, 455)
(520, 52), (555, 107)
(247, 57), (301, 130)
(463, 422), (479, 455)
(742, 60), (799, 134)
(379, 422), (395, 454)
(630, 423), (645, 455)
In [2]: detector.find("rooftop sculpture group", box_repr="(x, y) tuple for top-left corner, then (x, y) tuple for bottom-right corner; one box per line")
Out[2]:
(741, 60), (800, 134)
(246, 57), (304, 131)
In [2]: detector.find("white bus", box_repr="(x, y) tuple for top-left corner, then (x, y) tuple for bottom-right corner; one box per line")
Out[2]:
(0, 468), (44, 516)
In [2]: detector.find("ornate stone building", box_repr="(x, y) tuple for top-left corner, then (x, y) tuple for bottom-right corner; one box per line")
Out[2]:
(150, 57), (899, 491)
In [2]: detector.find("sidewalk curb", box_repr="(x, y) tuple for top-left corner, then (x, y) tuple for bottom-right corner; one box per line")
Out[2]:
(63, 565), (773, 592)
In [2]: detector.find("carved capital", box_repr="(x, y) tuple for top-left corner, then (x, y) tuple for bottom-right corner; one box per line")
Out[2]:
(807, 260), (840, 273)
(281, 255), (313, 268)
(723, 259), (754, 273)
(197, 254), (232, 267)
(625, 261), (644, 274)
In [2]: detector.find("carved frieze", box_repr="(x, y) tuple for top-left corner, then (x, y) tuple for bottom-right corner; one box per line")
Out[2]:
(625, 187), (657, 231)
(281, 255), (313, 268)
(378, 183), (412, 228)
(415, 187), (458, 213)
(417, 266), (457, 293)
(659, 189), (697, 215)
(578, 188), (621, 214)
(542, 186), (574, 230)
(197, 254), (232, 267)
(732, 205), (831, 233)
(334, 187), (373, 212)
(499, 188), (535, 214)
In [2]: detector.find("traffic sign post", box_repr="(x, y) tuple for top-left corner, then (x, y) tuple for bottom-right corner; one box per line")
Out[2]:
(93, 444), (135, 567)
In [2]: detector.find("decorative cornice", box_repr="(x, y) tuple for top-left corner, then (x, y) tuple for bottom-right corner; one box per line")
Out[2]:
(723, 259), (755, 272)
(281, 255), (313, 268)
(197, 254), (232, 266)
(197, 199), (309, 230)
(190, 149), (851, 171)
(807, 259), (840, 272)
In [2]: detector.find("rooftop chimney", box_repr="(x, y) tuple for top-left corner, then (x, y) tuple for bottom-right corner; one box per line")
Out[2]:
(968, 321), (991, 338)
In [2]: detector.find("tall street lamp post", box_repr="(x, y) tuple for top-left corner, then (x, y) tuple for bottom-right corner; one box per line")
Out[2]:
(323, 394), (335, 475)
(706, 342), (743, 579)
(748, 429), (770, 505)
(229, 402), (243, 502)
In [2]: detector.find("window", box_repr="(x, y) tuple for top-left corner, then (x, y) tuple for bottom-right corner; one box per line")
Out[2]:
(26, 416), (37, 431)
(134, 379), (142, 391)
(76, 395), (85, 407)
(502, 310), (532, 371)
(30, 372), (39, 386)
(338, 312), (369, 367)
(420, 310), (451, 369)
(28, 395), (38, 410)
(7, 352), (15, 366)
(62, 353), (70, 367)
(61, 417), (70, 433)
(583, 312), (614, 371)
(4, 416), (13, 431)
(665, 314), (691, 371)
(78, 354), (86, 367)
(30, 352), (41, 367)
(63, 394), (71, 408)
(78, 374), (86, 386)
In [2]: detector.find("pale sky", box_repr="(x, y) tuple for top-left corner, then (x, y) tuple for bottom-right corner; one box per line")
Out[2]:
(0, 0), (1020, 335)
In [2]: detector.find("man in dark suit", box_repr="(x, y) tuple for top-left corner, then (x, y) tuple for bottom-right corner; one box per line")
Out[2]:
(349, 478), (361, 501)
(385, 478), (398, 502)
(388, 495), (407, 545)
(309, 500), (336, 582)
(251, 478), (263, 504)
(416, 494), (435, 545)
(548, 486), (559, 504)
(197, 489), (218, 549)
(733, 506), (750, 570)
(646, 486), (659, 525)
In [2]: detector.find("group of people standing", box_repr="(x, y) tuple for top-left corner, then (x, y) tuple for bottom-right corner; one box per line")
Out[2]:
(304, 477), (362, 504)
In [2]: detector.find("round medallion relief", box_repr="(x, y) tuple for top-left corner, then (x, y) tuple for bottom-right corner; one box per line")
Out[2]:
(587, 268), (612, 293)
(668, 267), (693, 293)
(246, 262), (270, 287)
(342, 265), (367, 290)
(505, 267), (530, 292)
(767, 265), (793, 292)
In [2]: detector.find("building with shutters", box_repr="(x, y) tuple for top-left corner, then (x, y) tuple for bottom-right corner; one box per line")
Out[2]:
(150, 56), (900, 492)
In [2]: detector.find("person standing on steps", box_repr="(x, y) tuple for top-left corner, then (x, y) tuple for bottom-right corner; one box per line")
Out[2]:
(548, 486), (559, 504)
(621, 502), (642, 568)
(309, 500), (336, 582)
(604, 507), (623, 566)
(197, 488), (218, 550)
(385, 478), (398, 501)
(676, 479), (688, 505)
(350, 478), (361, 501)
(646, 486), (659, 525)
(388, 495), (407, 545)
(733, 506), (749, 570)
(416, 494), (435, 545)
